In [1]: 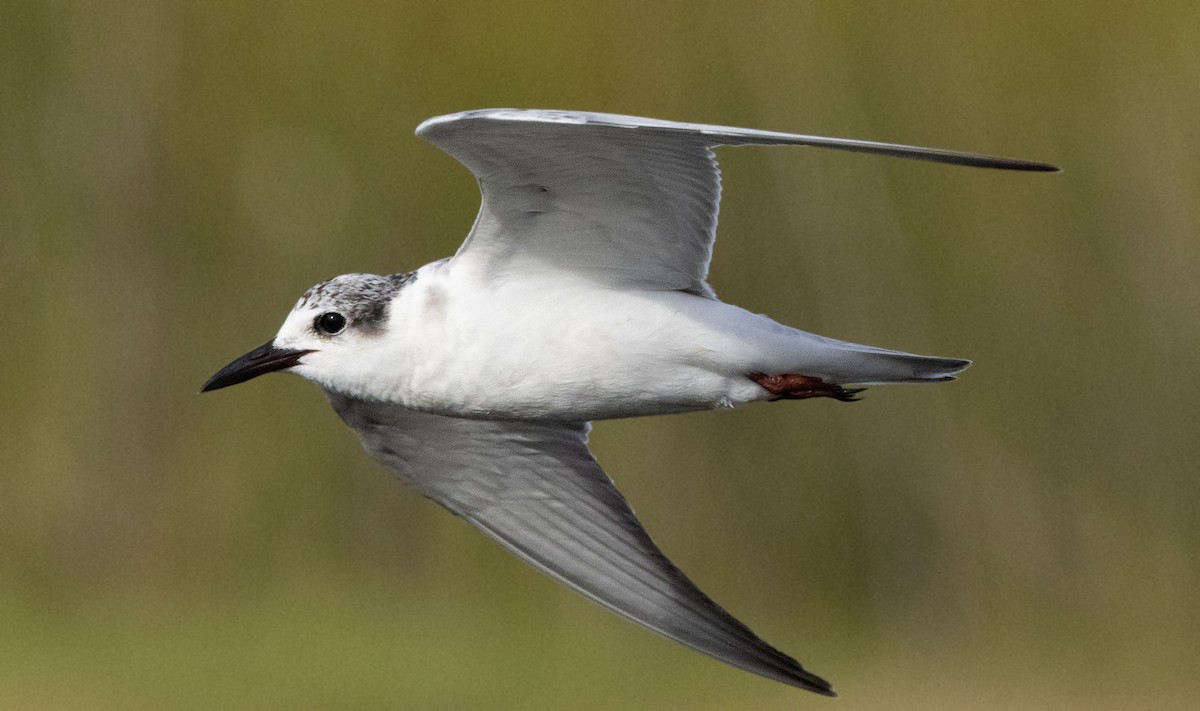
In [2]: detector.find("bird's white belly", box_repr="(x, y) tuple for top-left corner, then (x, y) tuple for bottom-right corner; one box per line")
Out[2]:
(383, 275), (768, 421)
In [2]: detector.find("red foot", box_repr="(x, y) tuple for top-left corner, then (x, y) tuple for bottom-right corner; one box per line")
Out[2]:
(747, 372), (866, 402)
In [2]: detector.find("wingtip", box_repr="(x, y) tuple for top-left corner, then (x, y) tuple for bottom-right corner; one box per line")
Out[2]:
(792, 669), (837, 697)
(1016, 160), (1062, 173)
(806, 679), (838, 697)
(930, 153), (1061, 173)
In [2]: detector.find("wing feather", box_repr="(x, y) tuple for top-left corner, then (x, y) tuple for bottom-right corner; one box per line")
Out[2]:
(417, 109), (1059, 295)
(328, 393), (835, 695)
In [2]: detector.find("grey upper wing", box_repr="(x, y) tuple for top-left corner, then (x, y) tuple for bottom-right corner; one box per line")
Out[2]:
(328, 393), (835, 695)
(416, 109), (1059, 295)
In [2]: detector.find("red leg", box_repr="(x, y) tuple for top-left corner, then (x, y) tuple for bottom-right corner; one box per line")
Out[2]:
(747, 372), (866, 402)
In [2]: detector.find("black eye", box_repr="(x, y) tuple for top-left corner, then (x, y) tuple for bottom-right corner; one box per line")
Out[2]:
(315, 311), (347, 335)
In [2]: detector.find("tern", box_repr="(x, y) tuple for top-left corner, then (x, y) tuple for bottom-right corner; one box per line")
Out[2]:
(203, 109), (1057, 695)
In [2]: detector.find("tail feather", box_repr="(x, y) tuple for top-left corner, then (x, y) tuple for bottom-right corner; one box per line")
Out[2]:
(836, 349), (971, 385)
(790, 334), (972, 385)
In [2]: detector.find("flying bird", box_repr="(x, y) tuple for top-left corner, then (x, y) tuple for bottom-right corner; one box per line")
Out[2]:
(203, 109), (1058, 696)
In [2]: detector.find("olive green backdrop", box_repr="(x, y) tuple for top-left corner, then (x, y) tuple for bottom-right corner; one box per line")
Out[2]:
(2, 2), (1196, 709)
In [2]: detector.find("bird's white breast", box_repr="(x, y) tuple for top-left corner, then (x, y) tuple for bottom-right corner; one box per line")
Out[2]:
(369, 260), (768, 420)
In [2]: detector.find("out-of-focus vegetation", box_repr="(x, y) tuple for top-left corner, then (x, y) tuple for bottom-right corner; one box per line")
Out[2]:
(2, 2), (1197, 709)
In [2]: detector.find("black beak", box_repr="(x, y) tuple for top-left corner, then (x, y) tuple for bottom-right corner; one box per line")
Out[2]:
(201, 340), (313, 392)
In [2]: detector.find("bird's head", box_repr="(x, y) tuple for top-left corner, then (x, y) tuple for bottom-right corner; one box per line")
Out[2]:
(202, 272), (414, 396)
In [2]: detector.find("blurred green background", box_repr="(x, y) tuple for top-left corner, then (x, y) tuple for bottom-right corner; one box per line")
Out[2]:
(2, 2), (1197, 709)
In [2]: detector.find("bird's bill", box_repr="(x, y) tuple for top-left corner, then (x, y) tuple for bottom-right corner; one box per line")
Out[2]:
(201, 340), (313, 392)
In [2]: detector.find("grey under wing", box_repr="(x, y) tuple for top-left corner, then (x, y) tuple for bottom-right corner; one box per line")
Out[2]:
(328, 393), (834, 696)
